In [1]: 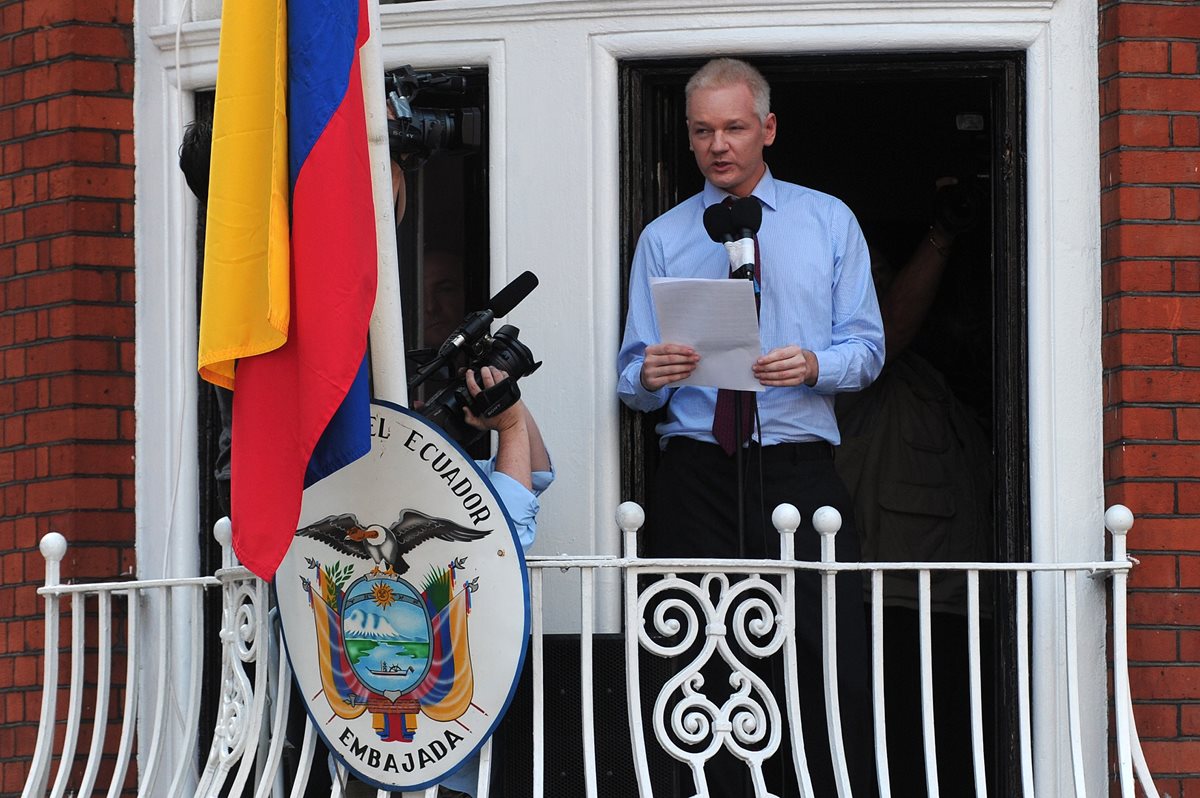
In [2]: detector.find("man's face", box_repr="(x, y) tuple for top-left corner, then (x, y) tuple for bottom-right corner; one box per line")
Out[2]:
(687, 82), (777, 198)
(421, 250), (465, 346)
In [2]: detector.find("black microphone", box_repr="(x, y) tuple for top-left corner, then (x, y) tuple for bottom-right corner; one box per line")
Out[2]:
(488, 270), (538, 317)
(410, 271), (539, 387)
(728, 197), (761, 278)
(436, 271), (539, 358)
(703, 203), (734, 244)
(730, 196), (761, 237)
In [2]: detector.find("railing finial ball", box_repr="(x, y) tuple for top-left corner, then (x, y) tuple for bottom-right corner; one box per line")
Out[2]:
(214, 516), (233, 547)
(1104, 504), (1134, 535)
(771, 503), (801, 533)
(39, 532), (67, 562)
(617, 501), (646, 534)
(812, 505), (842, 536)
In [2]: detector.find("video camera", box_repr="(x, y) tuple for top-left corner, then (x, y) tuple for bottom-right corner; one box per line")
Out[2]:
(409, 272), (542, 445)
(933, 180), (982, 235)
(385, 66), (483, 169)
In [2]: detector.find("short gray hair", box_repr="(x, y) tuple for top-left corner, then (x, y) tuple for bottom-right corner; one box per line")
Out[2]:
(685, 58), (771, 122)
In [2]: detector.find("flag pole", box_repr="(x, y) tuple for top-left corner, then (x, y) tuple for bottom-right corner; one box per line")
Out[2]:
(360, 0), (408, 407)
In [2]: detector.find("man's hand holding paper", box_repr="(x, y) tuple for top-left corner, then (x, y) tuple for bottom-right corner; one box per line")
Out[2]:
(649, 277), (764, 392)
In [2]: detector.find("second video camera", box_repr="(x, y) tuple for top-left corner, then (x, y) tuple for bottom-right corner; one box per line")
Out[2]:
(386, 66), (483, 169)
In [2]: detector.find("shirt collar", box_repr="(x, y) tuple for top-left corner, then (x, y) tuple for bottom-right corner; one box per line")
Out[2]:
(701, 165), (778, 212)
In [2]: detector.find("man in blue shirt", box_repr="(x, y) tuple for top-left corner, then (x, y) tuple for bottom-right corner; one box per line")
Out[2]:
(618, 58), (883, 797)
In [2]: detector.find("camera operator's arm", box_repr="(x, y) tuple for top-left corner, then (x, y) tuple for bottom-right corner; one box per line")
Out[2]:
(463, 366), (548, 490)
(392, 160), (406, 220)
(879, 222), (954, 361)
(879, 179), (973, 360)
(387, 102), (407, 220)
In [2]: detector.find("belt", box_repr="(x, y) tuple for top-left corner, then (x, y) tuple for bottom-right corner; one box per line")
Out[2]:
(667, 436), (832, 462)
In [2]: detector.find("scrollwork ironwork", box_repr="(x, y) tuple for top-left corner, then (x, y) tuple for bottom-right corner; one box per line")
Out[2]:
(638, 571), (790, 792)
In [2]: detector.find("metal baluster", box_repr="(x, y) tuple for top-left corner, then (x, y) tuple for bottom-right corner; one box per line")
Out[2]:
(531, 566), (545, 798)
(22, 532), (67, 798)
(140, 588), (175, 794)
(917, 570), (939, 798)
(619, 502), (656, 797)
(167, 584), (209, 796)
(967, 571), (986, 797)
(105, 589), (138, 798)
(813, 506), (852, 797)
(475, 738), (494, 798)
(75, 590), (114, 796)
(869, 569), (891, 798)
(774, 504), (816, 798)
(1105, 505), (1136, 797)
(1104, 506), (1160, 797)
(226, 579), (272, 796)
(1063, 570), (1086, 797)
(48, 592), (87, 798)
(580, 567), (599, 797)
(1016, 571), (1035, 797)
(287, 718), (318, 798)
(252, 628), (294, 798)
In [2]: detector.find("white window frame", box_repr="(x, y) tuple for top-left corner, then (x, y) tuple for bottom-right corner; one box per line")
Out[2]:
(136, 1), (1103, 793)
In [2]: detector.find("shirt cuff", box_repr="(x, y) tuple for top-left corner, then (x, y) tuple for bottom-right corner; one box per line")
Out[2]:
(809, 348), (843, 394)
(617, 362), (671, 411)
(487, 470), (540, 551)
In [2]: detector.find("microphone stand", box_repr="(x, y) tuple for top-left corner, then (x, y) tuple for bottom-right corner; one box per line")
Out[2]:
(734, 393), (746, 558)
(730, 255), (756, 561)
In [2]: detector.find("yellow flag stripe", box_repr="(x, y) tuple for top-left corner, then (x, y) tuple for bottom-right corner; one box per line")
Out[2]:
(197, 0), (291, 389)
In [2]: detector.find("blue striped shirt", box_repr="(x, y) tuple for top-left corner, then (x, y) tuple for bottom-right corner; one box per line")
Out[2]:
(617, 169), (885, 447)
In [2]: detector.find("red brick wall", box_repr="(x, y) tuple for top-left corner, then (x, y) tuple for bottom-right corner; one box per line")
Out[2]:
(0, 0), (135, 794)
(1100, 1), (1200, 794)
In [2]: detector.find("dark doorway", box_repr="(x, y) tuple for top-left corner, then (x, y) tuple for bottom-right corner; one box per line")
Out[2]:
(618, 53), (1029, 796)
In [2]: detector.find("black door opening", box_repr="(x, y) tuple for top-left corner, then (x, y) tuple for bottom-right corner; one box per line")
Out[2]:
(619, 53), (1029, 796)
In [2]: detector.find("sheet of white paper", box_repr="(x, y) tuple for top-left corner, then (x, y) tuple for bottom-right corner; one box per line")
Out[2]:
(650, 277), (763, 392)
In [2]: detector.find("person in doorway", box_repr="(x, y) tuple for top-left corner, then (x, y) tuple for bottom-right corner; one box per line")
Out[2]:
(617, 57), (884, 797)
(836, 180), (994, 796)
(179, 118), (235, 516)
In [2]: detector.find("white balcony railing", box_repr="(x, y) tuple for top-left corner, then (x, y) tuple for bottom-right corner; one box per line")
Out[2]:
(21, 504), (1160, 797)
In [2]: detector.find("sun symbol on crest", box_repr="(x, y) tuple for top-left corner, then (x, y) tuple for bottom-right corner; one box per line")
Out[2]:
(370, 581), (397, 609)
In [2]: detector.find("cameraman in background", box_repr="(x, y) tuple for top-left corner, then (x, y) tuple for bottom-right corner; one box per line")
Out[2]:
(835, 178), (993, 797)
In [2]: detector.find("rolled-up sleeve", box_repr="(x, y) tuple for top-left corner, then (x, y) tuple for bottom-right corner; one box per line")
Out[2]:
(475, 457), (555, 552)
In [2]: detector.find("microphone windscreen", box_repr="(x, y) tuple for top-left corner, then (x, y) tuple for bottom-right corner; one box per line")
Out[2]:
(488, 270), (539, 317)
(703, 203), (733, 243)
(731, 197), (762, 234)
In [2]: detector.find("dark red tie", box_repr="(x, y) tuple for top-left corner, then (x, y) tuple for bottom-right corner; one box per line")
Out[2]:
(712, 219), (760, 456)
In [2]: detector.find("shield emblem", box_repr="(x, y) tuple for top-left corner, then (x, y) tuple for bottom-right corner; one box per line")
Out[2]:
(275, 401), (530, 790)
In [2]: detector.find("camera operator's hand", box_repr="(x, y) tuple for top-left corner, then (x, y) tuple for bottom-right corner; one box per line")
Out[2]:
(464, 367), (549, 490)
(464, 367), (522, 433)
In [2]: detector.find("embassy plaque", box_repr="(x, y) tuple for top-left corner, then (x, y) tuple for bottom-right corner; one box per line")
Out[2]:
(275, 401), (530, 791)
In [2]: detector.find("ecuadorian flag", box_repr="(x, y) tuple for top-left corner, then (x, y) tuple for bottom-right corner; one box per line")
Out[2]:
(199, 0), (377, 579)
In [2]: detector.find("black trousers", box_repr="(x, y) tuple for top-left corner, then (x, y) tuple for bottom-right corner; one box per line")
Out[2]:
(644, 437), (875, 798)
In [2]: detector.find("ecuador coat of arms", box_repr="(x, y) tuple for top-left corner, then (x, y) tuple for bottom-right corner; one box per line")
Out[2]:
(275, 401), (530, 791)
